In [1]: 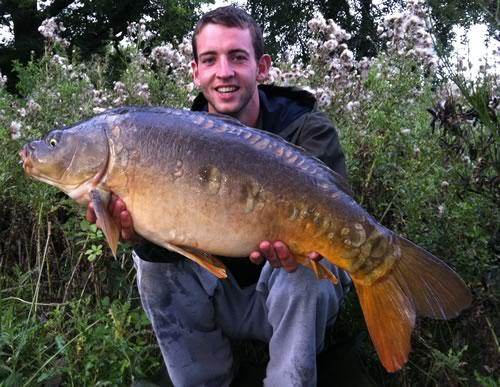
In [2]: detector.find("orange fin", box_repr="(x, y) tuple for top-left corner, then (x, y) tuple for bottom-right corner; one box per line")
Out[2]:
(355, 276), (415, 373)
(394, 237), (472, 319)
(297, 256), (338, 284)
(354, 234), (472, 373)
(161, 242), (227, 279)
(89, 189), (119, 257)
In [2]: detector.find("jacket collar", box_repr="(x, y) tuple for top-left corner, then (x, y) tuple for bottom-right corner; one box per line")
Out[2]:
(191, 84), (317, 134)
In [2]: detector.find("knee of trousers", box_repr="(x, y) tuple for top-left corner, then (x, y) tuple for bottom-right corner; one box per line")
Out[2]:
(265, 265), (343, 318)
(133, 253), (181, 300)
(133, 253), (219, 330)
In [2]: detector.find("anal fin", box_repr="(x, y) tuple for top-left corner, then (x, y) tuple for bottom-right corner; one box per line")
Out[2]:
(162, 242), (227, 279)
(297, 256), (339, 284)
(90, 189), (119, 257)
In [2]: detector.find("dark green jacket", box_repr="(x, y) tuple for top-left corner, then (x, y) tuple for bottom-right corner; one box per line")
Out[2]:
(135, 84), (347, 286)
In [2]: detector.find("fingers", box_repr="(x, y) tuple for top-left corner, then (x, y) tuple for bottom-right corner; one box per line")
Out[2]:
(273, 241), (299, 273)
(308, 251), (323, 262)
(86, 202), (97, 223)
(251, 240), (298, 273)
(259, 240), (281, 268)
(120, 210), (137, 242)
(249, 251), (264, 265)
(249, 240), (323, 274)
(110, 195), (124, 223)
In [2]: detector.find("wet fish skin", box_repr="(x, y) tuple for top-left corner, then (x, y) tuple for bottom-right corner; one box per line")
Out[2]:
(20, 106), (472, 372)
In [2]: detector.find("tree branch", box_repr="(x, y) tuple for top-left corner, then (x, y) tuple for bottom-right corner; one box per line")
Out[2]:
(46, 0), (75, 17)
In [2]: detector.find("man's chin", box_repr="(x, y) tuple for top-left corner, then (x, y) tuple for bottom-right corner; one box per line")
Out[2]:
(210, 102), (241, 116)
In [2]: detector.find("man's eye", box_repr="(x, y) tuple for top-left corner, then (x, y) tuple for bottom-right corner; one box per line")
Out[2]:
(202, 57), (215, 64)
(233, 55), (247, 62)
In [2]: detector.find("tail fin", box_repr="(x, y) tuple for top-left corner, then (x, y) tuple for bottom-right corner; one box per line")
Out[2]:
(355, 236), (472, 373)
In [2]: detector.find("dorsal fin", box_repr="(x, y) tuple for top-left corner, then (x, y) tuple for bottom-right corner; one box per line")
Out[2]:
(203, 111), (248, 127)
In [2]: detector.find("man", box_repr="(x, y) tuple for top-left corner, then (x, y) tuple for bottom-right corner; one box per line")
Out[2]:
(88, 6), (351, 386)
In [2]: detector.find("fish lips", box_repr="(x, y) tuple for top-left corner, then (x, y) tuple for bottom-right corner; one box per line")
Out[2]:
(19, 143), (34, 171)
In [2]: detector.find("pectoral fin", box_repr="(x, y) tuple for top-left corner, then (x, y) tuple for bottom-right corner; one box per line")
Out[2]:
(89, 189), (119, 257)
(162, 241), (228, 279)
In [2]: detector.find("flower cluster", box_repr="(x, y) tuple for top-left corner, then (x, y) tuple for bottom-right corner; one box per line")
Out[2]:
(9, 120), (22, 140)
(378, 0), (437, 67)
(266, 14), (373, 113)
(151, 42), (184, 68)
(126, 18), (154, 43)
(38, 17), (69, 47)
(135, 82), (150, 102)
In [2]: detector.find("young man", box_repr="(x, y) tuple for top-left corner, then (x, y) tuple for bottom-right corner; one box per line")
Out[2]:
(88, 6), (351, 386)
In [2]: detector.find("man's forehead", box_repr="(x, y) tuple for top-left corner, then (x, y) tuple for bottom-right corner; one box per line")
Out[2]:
(196, 24), (254, 55)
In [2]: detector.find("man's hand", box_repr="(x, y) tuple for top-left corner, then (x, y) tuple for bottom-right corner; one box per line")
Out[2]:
(86, 194), (143, 243)
(249, 240), (322, 273)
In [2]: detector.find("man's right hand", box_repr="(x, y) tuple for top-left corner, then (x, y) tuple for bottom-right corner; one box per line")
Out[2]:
(86, 194), (143, 243)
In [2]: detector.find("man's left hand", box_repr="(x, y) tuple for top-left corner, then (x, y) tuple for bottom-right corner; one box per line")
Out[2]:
(249, 241), (322, 273)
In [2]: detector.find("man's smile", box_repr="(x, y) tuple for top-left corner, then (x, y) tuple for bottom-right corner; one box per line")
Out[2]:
(215, 85), (239, 93)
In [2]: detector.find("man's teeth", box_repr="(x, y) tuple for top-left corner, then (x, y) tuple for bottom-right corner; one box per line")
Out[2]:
(217, 86), (237, 93)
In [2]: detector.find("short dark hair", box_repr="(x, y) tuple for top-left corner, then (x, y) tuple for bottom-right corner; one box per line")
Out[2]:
(192, 6), (264, 63)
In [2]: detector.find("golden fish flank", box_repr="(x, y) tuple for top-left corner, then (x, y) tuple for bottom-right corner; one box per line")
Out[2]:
(239, 178), (264, 213)
(19, 106), (471, 374)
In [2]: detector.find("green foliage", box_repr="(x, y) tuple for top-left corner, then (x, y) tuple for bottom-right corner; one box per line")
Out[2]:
(0, 296), (161, 386)
(0, 12), (498, 385)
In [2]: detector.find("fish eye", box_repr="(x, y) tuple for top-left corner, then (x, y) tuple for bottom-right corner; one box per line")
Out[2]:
(49, 138), (58, 147)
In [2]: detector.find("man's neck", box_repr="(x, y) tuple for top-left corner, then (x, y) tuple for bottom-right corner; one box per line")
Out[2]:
(210, 89), (261, 128)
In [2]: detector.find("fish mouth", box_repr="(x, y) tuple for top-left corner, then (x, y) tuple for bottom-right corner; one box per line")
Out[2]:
(19, 145), (33, 171)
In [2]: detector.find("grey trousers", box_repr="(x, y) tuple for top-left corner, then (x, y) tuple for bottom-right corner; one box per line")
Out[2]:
(133, 252), (351, 387)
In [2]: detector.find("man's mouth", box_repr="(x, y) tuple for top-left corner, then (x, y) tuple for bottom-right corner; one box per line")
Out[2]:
(215, 86), (239, 93)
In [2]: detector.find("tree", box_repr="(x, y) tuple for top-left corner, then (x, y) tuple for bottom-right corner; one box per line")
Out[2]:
(246, 0), (380, 62)
(0, 0), (207, 92)
(246, 0), (498, 62)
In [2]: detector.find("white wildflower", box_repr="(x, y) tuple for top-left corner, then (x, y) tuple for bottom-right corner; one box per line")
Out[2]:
(38, 17), (69, 46)
(27, 99), (41, 114)
(93, 107), (106, 114)
(113, 81), (127, 96)
(323, 39), (338, 52)
(10, 121), (22, 140)
(0, 71), (6, 88)
(135, 82), (150, 102)
(340, 49), (354, 62)
(266, 66), (283, 83)
(346, 101), (360, 112)
(401, 128), (411, 134)
(151, 44), (179, 67)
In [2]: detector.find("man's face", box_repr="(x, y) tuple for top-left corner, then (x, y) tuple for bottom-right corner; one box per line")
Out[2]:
(191, 24), (270, 125)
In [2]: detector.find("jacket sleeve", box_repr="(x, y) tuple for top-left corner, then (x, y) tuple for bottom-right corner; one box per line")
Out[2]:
(296, 111), (348, 179)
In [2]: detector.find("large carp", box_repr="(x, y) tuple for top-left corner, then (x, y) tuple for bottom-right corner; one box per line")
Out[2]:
(20, 106), (471, 372)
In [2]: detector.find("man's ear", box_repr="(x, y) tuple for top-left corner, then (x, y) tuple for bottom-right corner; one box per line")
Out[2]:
(191, 60), (200, 87)
(256, 54), (272, 82)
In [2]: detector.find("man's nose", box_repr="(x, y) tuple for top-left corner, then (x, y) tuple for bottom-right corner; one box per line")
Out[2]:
(216, 57), (235, 78)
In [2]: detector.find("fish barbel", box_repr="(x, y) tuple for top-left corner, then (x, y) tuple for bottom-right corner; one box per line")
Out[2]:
(20, 106), (471, 372)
